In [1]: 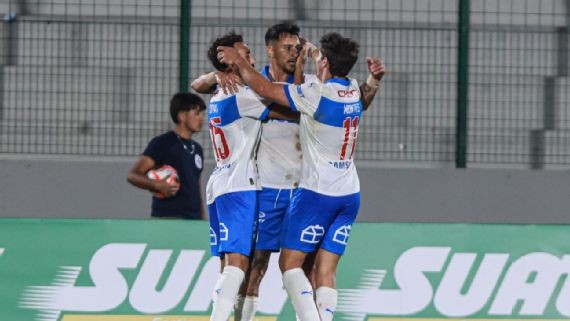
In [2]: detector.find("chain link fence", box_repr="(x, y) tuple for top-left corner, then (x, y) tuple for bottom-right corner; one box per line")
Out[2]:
(0, 0), (568, 168)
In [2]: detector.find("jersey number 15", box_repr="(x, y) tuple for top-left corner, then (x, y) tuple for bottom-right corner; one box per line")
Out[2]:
(209, 117), (229, 161)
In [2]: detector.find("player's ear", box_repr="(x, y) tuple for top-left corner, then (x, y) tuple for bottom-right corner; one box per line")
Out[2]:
(177, 111), (185, 124)
(319, 56), (329, 69)
(266, 45), (274, 59)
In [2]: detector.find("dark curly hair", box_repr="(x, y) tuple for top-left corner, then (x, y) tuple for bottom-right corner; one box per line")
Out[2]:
(264, 22), (300, 45)
(207, 31), (244, 72)
(320, 32), (359, 77)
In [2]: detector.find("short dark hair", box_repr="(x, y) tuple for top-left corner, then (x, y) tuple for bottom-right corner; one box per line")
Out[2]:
(265, 22), (300, 45)
(320, 32), (359, 77)
(207, 31), (244, 72)
(170, 93), (206, 124)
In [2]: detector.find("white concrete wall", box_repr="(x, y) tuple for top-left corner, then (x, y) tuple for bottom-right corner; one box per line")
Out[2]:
(1, 157), (569, 224)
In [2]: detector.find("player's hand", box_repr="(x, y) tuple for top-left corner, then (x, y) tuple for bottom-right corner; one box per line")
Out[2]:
(154, 179), (180, 198)
(215, 71), (243, 95)
(296, 44), (308, 70)
(306, 41), (319, 61)
(366, 57), (386, 81)
(300, 38), (318, 61)
(217, 46), (242, 67)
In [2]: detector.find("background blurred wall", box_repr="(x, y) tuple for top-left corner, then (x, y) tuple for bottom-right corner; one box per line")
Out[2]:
(1, 0), (570, 223)
(1, 158), (569, 223)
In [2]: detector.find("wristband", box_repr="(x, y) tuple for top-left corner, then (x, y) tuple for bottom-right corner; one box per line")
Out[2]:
(366, 74), (380, 89)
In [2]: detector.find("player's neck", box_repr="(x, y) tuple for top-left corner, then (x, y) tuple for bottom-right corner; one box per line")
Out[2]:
(174, 126), (192, 140)
(319, 69), (335, 83)
(228, 68), (243, 83)
(268, 63), (290, 82)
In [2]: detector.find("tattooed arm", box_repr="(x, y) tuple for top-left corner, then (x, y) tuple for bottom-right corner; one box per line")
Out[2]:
(360, 57), (386, 111)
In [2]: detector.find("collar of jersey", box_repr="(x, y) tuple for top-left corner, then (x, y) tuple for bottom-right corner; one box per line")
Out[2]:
(261, 65), (295, 84)
(325, 77), (351, 86)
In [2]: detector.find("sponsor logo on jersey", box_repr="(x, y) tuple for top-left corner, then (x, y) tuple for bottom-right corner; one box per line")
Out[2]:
(329, 160), (352, 169)
(338, 89), (358, 98)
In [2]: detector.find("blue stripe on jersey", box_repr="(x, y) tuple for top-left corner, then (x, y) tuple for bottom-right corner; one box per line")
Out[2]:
(326, 77), (351, 86)
(259, 107), (270, 121)
(261, 65), (295, 84)
(262, 66), (296, 122)
(283, 85), (298, 112)
(314, 96), (363, 128)
(208, 95), (240, 126)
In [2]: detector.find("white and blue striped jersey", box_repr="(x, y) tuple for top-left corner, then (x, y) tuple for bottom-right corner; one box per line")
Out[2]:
(257, 66), (319, 189)
(257, 66), (297, 189)
(206, 85), (270, 204)
(284, 77), (363, 196)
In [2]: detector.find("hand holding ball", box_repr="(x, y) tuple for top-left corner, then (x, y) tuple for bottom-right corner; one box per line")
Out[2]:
(146, 165), (180, 199)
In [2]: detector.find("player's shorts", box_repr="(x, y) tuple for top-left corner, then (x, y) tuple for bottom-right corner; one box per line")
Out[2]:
(281, 188), (360, 256)
(208, 190), (258, 257)
(256, 187), (295, 252)
(208, 202), (221, 257)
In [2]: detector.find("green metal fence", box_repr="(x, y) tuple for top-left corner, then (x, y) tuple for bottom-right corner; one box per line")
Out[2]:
(0, 0), (568, 168)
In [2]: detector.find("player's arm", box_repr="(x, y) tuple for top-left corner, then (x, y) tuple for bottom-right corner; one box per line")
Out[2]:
(127, 156), (179, 198)
(268, 104), (300, 122)
(294, 39), (318, 85)
(360, 57), (386, 110)
(191, 71), (243, 95)
(217, 46), (290, 108)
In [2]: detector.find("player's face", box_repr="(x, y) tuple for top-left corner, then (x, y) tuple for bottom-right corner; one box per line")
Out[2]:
(182, 108), (205, 133)
(270, 34), (301, 74)
(234, 42), (256, 68)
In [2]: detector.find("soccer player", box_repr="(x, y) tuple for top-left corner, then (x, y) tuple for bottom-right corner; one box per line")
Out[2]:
(234, 23), (308, 321)
(217, 32), (385, 321)
(201, 31), (293, 321)
(193, 23), (310, 321)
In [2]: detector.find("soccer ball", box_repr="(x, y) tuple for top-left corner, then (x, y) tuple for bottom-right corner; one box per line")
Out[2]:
(146, 165), (179, 198)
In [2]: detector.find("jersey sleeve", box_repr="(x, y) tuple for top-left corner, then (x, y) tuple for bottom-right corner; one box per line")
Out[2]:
(236, 86), (270, 121)
(284, 81), (323, 115)
(142, 136), (164, 165)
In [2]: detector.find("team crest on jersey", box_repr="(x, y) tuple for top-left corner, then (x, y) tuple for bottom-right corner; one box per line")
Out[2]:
(300, 225), (325, 244)
(333, 225), (352, 245)
(195, 154), (203, 169)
